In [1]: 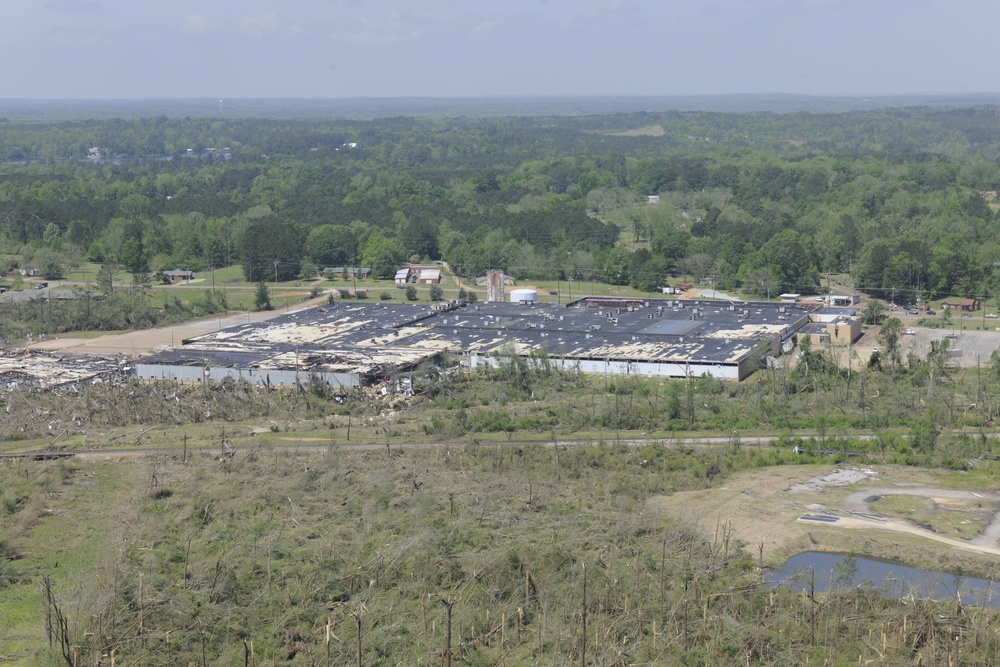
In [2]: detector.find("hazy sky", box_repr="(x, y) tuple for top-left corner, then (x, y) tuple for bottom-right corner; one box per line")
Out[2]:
(3, 0), (998, 99)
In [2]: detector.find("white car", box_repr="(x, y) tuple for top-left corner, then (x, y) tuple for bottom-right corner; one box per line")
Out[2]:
(904, 329), (916, 335)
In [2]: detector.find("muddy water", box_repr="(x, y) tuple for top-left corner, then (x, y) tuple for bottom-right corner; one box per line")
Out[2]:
(768, 552), (1000, 607)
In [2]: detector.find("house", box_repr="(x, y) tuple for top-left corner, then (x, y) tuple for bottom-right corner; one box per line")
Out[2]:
(417, 268), (441, 285)
(394, 268), (412, 285)
(646, 195), (660, 204)
(323, 266), (372, 279)
(475, 273), (515, 286)
(162, 269), (194, 282)
(941, 298), (980, 312)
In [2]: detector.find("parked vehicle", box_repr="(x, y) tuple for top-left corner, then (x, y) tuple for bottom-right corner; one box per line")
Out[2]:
(904, 329), (916, 335)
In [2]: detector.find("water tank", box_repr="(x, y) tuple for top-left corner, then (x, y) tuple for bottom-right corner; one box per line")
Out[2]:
(510, 289), (537, 303)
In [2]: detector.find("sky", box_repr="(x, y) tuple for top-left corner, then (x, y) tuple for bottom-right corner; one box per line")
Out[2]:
(2, 0), (999, 99)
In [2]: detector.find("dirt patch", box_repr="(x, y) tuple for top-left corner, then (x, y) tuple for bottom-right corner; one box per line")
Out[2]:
(788, 467), (878, 492)
(648, 465), (1000, 572)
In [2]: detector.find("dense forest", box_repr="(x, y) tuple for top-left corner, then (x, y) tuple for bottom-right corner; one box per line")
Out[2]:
(3, 106), (1000, 301)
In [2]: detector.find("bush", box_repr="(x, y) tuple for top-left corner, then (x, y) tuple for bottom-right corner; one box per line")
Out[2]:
(380, 291), (392, 300)
(355, 290), (368, 299)
(405, 285), (418, 301)
(429, 284), (443, 301)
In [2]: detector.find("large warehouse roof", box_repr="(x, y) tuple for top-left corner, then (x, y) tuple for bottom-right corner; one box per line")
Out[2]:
(136, 296), (836, 384)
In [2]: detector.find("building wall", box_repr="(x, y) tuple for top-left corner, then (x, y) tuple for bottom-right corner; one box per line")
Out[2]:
(134, 363), (360, 389)
(469, 354), (745, 380)
(828, 317), (862, 344)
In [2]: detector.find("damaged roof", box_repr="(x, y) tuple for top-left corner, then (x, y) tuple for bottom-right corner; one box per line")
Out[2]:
(139, 297), (830, 379)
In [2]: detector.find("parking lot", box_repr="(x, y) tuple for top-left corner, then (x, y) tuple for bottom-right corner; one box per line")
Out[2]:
(824, 315), (1000, 370)
(904, 326), (1000, 367)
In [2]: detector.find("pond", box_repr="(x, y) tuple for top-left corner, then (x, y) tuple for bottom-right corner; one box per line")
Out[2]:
(767, 552), (1000, 608)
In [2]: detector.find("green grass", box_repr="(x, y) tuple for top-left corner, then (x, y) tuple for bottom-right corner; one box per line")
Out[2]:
(870, 494), (929, 516)
(871, 494), (988, 540)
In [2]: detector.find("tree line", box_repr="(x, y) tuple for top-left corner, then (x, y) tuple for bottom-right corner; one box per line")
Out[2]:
(1, 108), (1000, 300)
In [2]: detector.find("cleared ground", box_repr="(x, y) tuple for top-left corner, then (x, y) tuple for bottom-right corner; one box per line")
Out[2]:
(648, 464), (1000, 577)
(26, 295), (327, 355)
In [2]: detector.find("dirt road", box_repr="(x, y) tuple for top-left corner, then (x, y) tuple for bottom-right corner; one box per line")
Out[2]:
(27, 296), (332, 356)
(841, 486), (1000, 550)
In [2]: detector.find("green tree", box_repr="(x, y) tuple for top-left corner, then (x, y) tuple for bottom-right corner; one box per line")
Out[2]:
(863, 300), (887, 325)
(306, 225), (357, 267)
(240, 218), (305, 283)
(254, 281), (272, 311)
(35, 249), (65, 280)
(118, 193), (150, 222)
(603, 246), (634, 285)
(405, 285), (418, 301)
(360, 232), (406, 279)
(96, 261), (115, 295)
(740, 265), (780, 298)
(430, 284), (444, 301)
(877, 317), (903, 371)
(299, 259), (318, 280)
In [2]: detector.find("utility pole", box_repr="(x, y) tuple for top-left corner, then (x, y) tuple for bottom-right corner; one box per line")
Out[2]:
(273, 260), (279, 285)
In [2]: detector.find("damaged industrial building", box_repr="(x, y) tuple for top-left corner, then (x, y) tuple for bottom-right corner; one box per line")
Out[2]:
(133, 296), (862, 387)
